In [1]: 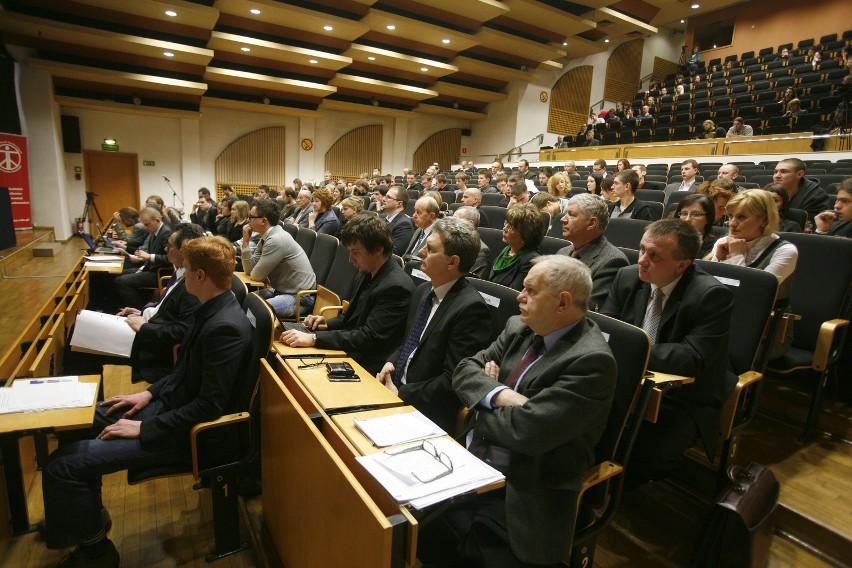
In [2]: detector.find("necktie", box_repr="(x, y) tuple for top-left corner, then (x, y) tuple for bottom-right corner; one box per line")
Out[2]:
(642, 288), (664, 345)
(394, 291), (436, 385)
(141, 272), (178, 310)
(409, 231), (427, 255)
(570, 248), (581, 259)
(469, 334), (544, 459)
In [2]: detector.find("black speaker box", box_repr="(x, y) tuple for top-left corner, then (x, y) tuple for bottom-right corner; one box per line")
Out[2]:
(61, 115), (81, 153)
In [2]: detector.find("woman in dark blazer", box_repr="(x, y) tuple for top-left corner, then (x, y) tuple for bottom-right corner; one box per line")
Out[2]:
(488, 203), (545, 290)
(309, 187), (340, 236)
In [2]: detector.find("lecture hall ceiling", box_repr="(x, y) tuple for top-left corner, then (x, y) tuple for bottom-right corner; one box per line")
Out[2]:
(0, 0), (741, 120)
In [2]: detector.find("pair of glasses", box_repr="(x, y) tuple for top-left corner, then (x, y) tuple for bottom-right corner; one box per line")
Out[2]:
(386, 439), (453, 484)
(248, 215), (263, 219)
(297, 356), (326, 369)
(678, 211), (707, 219)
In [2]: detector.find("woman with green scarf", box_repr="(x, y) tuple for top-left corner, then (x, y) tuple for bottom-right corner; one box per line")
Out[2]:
(488, 203), (546, 290)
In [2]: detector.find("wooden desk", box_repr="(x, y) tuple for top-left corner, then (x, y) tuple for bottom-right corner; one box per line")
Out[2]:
(0, 374), (100, 534)
(260, 361), (417, 568)
(272, 340), (347, 359)
(276, 353), (402, 415)
(234, 271), (266, 290)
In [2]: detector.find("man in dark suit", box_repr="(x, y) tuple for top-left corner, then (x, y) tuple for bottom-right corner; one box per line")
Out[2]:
(454, 206), (491, 278)
(113, 206), (173, 309)
(190, 196), (217, 233)
(663, 159), (700, 204)
(600, 219), (735, 487)
(773, 158), (831, 222)
(447, 255), (617, 567)
(377, 218), (491, 433)
(557, 193), (629, 311)
(280, 214), (414, 374)
(41, 236), (252, 566)
(815, 183), (852, 237)
(119, 223), (204, 383)
(402, 195), (438, 262)
(382, 184), (414, 256)
(403, 172), (423, 194)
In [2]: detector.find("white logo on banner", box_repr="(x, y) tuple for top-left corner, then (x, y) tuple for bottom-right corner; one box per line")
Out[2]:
(0, 141), (23, 173)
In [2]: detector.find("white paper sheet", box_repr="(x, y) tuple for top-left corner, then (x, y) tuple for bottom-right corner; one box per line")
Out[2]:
(0, 376), (98, 414)
(353, 410), (444, 447)
(70, 309), (136, 358)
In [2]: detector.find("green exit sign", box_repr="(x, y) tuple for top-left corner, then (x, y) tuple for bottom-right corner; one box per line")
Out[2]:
(143, 160), (155, 166)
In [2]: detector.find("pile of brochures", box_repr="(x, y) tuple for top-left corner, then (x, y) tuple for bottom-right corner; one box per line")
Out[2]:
(354, 411), (504, 509)
(0, 376), (98, 414)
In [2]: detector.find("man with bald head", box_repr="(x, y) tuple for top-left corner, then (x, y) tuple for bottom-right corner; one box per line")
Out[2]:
(403, 196), (439, 261)
(563, 161), (579, 179)
(462, 187), (491, 227)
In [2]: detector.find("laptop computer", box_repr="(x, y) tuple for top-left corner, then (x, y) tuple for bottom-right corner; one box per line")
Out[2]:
(78, 231), (122, 254)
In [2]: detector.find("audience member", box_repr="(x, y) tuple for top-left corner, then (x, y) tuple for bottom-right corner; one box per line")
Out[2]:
(601, 219), (735, 488)
(445, 255), (616, 567)
(41, 235), (252, 567)
(609, 169), (655, 221)
(488, 203), (545, 290)
(110, 207), (146, 253)
(558, 193), (628, 310)
(764, 184), (803, 232)
(696, 179), (737, 226)
(673, 193), (718, 258)
(377, 217), (491, 433)
(280, 214), (414, 374)
(454, 206), (491, 278)
(241, 199), (315, 318)
(478, 171), (498, 193)
(308, 187), (341, 236)
(120, 223), (205, 382)
(113, 207), (173, 309)
(339, 196), (364, 224)
(814, 178), (852, 237)
(383, 185), (415, 256)
(697, 119), (726, 139)
(726, 117), (754, 137)
(587, 172), (604, 196)
(772, 158), (830, 222)
(583, 130), (600, 146)
(402, 196), (439, 261)
(288, 189), (313, 228)
(616, 159), (631, 172)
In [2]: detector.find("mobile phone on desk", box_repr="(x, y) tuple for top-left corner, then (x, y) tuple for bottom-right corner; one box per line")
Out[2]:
(326, 362), (358, 381)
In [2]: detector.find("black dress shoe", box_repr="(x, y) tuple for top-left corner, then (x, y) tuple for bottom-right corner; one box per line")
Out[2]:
(56, 538), (119, 568)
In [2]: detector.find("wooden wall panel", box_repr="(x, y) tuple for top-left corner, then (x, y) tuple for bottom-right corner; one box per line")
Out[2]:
(215, 126), (286, 195)
(413, 129), (461, 174)
(604, 39), (644, 105)
(653, 57), (680, 83)
(325, 125), (382, 181)
(548, 65), (593, 138)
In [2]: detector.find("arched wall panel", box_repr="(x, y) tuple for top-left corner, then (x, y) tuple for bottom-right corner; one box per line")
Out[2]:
(604, 39), (644, 106)
(215, 126), (286, 196)
(548, 65), (593, 139)
(325, 124), (383, 181)
(413, 128), (461, 174)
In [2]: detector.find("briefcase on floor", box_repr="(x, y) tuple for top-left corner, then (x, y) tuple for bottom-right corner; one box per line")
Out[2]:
(691, 462), (780, 568)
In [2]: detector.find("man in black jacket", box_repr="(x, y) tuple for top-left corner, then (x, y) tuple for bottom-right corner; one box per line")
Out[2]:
(280, 214), (414, 374)
(41, 236), (252, 567)
(773, 158), (831, 222)
(119, 223), (205, 383)
(113, 207), (173, 309)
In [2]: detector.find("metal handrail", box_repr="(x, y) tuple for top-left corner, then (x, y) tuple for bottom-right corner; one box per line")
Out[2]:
(495, 133), (544, 162)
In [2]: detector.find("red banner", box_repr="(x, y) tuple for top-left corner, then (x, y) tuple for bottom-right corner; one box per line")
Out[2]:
(0, 133), (31, 230)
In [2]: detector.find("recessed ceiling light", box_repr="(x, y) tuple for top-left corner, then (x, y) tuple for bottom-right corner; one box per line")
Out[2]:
(386, 25), (396, 30)
(604, 39), (610, 43)
(367, 56), (376, 61)
(680, 19), (685, 23)
(563, 41), (568, 46)
(421, 67), (429, 72)
(164, 51), (174, 57)
(165, 10), (177, 17)
(691, 3), (700, 8)
(241, 47), (251, 52)
(442, 39), (450, 44)
(323, 25), (333, 31)
(250, 8), (261, 15)
(309, 59), (318, 64)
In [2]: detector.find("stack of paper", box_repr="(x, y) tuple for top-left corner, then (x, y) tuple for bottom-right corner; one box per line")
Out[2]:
(0, 376), (98, 414)
(356, 436), (505, 509)
(353, 411), (444, 447)
(70, 310), (136, 358)
(83, 255), (124, 270)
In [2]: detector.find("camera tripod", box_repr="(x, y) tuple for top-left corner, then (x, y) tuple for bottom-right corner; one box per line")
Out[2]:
(80, 191), (105, 234)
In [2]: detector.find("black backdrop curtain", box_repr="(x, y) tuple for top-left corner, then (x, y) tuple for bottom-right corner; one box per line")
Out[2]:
(0, 45), (22, 135)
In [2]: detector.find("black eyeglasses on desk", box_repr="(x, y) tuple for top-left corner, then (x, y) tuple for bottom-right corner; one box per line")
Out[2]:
(385, 439), (454, 484)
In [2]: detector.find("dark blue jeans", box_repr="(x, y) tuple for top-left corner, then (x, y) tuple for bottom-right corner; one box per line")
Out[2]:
(41, 400), (188, 549)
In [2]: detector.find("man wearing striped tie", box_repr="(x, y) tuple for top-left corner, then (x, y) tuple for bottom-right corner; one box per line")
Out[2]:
(601, 219), (735, 488)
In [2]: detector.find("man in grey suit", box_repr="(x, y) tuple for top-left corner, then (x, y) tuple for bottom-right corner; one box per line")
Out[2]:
(287, 189), (313, 228)
(401, 195), (438, 262)
(663, 159), (700, 205)
(448, 255), (617, 567)
(557, 193), (628, 311)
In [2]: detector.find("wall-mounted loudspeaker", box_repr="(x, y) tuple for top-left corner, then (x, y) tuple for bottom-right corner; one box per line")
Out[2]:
(461, 128), (471, 137)
(60, 115), (81, 154)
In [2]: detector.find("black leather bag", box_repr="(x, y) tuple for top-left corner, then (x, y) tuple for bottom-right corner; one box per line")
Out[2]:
(691, 463), (780, 568)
